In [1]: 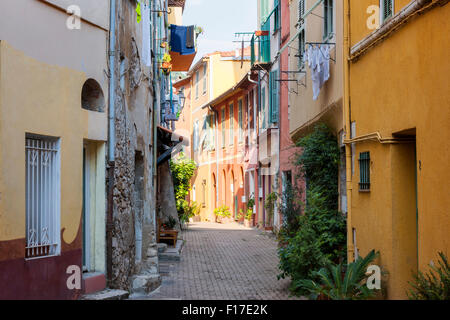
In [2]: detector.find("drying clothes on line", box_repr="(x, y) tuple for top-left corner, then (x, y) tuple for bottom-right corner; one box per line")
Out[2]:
(170, 25), (196, 56)
(304, 44), (331, 100)
(186, 25), (195, 48)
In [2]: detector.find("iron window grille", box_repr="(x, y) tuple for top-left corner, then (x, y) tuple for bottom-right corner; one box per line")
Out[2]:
(25, 135), (61, 259)
(359, 151), (371, 191)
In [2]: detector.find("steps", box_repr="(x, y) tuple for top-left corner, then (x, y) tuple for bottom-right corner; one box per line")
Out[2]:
(158, 239), (184, 262)
(82, 272), (106, 295)
(81, 289), (129, 300)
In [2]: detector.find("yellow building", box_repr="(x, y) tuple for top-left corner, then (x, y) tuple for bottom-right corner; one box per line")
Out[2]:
(0, 0), (109, 299)
(344, 0), (450, 299)
(174, 49), (251, 221)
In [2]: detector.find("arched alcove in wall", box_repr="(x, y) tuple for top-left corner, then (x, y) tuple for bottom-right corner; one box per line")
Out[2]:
(81, 79), (105, 112)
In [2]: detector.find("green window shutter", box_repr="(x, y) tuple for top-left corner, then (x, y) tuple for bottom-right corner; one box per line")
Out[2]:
(382, 0), (393, 22)
(270, 70), (279, 123)
(222, 108), (226, 147)
(261, 87), (266, 129)
(298, 0), (305, 23)
(238, 100), (243, 143)
(229, 104), (234, 145)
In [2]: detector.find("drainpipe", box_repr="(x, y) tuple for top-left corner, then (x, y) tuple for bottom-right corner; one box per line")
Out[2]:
(343, 0), (354, 263)
(106, 0), (117, 285)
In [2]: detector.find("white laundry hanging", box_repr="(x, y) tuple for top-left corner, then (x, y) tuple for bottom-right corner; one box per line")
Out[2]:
(305, 44), (331, 101)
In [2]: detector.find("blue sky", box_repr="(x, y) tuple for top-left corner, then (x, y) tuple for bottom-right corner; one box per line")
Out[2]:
(182, 0), (257, 63)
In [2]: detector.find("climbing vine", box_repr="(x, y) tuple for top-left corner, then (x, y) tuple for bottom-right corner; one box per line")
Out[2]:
(169, 153), (197, 221)
(277, 123), (347, 296)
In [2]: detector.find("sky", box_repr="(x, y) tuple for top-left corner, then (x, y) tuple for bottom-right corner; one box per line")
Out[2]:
(182, 0), (257, 64)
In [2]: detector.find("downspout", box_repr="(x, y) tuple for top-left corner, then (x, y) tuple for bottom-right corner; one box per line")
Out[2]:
(106, 0), (117, 285)
(343, 0), (354, 263)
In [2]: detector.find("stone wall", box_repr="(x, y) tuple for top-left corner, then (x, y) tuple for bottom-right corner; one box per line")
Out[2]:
(110, 0), (157, 291)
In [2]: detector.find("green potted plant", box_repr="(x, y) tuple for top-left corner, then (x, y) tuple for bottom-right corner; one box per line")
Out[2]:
(213, 205), (231, 224)
(244, 196), (255, 227)
(161, 52), (172, 75)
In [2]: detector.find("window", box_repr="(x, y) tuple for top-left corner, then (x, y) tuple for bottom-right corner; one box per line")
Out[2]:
(209, 113), (215, 150)
(298, 0), (305, 23)
(381, 0), (394, 23)
(323, 0), (334, 40)
(298, 29), (306, 69)
(193, 120), (199, 151)
(221, 107), (226, 148)
(202, 180), (207, 208)
(25, 135), (61, 259)
(261, 87), (266, 129)
(202, 64), (207, 95)
(273, 0), (280, 32)
(195, 70), (199, 99)
(359, 152), (371, 191)
(238, 99), (243, 143)
(229, 103), (234, 145)
(269, 70), (279, 123)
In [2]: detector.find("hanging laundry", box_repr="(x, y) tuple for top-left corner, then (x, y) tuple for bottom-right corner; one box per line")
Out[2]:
(170, 25), (196, 55)
(305, 44), (331, 101)
(186, 26), (195, 48)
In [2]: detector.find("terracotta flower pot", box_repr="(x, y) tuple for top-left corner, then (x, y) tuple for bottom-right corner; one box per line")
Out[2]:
(255, 30), (269, 36)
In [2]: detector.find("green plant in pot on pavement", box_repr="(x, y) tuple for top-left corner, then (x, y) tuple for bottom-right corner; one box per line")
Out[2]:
(214, 205), (231, 223)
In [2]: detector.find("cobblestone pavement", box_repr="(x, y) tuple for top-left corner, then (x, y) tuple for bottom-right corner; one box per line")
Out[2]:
(141, 222), (300, 300)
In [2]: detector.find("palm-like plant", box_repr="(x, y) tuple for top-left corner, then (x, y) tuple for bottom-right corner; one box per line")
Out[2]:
(299, 250), (379, 300)
(407, 252), (449, 300)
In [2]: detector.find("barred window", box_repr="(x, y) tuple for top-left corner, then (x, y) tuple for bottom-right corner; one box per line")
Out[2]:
(381, 0), (394, 23)
(359, 152), (371, 191)
(25, 135), (61, 259)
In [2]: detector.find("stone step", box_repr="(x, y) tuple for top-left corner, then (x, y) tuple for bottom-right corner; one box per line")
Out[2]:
(81, 288), (129, 300)
(158, 239), (184, 262)
(131, 274), (162, 296)
(157, 242), (168, 253)
(82, 272), (106, 295)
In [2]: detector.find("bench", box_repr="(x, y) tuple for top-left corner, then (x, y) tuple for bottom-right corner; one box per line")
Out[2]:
(157, 218), (178, 247)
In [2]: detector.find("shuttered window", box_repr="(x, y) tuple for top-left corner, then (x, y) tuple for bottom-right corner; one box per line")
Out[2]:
(195, 70), (199, 99)
(298, 29), (306, 69)
(269, 70), (279, 123)
(381, 0), (394, 23)
(298, 0), (305, 24)
(202, 64), (207, 94)
(323, 0), (334, 40)
(222, 108), (226, 148)
(238, 100), (243, 143)
(193, 120), (199, 151)
(229, 103), (234, 145)
(274, 0), (280, 32)
(359, 152), (371, 191)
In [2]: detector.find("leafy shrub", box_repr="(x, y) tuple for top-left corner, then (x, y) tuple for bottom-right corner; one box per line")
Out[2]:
(213, 205), (231, 219)
(170, 153), (197, 221)
(264, 192), (278, 226)
(179, 201), (200, 224)
(245, 209), (253, 221)
(298, 250), (379, 300)
(408, 252), (450, 300)
(277, 123), (347, 296)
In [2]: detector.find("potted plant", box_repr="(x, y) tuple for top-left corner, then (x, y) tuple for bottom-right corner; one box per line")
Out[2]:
(161, 52), (172, 75)
(162, 216), (177, 230)
(244, 196), (255, 227)
(213, 205), (231, 224)
(264, 192), (277, 231)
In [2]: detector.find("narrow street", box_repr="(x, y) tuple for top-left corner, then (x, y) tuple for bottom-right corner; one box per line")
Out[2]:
(134, 222), (299, 300)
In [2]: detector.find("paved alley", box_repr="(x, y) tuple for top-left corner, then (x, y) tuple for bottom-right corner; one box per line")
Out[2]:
(139, 222), (299, 300)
